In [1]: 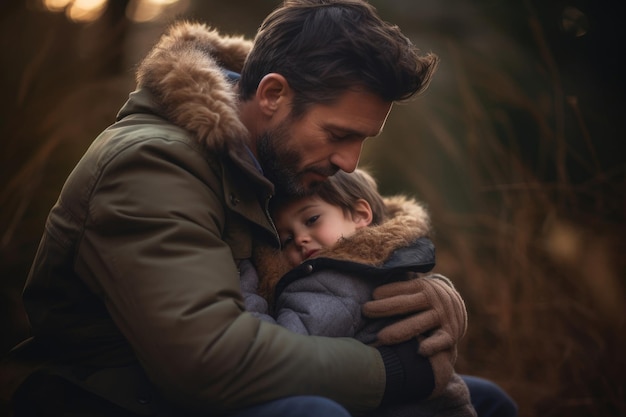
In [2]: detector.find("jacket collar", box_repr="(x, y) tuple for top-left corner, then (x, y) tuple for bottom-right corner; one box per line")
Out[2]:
(254, 195), (435, 301)
(115, 86), (271, 192)
(132, 20), (253, 154)
(116, 21), (279, 241)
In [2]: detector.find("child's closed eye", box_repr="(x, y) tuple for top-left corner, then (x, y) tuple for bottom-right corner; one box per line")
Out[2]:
(305, 215), (320, 226)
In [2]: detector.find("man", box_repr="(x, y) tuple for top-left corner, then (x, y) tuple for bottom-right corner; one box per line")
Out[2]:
(2, 1), (516, 416)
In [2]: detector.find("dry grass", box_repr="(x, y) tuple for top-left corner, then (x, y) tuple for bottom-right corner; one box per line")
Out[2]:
(1, 2), (625, 417)
(364, 5), (625, 415)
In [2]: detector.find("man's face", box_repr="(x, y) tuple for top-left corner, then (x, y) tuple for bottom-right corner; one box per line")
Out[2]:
(256, 89), (392, 196)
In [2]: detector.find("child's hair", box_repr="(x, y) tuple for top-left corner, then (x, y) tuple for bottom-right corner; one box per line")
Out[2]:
(270, 168), (387, 225)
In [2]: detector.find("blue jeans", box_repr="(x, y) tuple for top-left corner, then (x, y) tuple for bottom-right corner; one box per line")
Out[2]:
(230, 395), (351, 417)
(12, 369), (515, 417)
(462, 375), (519, 417)
(231, 376), (518, 417)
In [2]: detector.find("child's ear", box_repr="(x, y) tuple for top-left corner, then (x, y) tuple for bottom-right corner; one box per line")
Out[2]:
(352, 199), (374, 228)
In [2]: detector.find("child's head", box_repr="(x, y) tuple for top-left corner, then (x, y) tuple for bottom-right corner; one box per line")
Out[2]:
(271, 168), (386, 267)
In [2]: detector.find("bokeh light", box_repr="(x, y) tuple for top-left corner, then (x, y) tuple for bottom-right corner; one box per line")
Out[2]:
(40, 0), (186, 23)
(127, 0), (188, 23)
(42, 0), (72, 12)
(67, 0), (107, 22)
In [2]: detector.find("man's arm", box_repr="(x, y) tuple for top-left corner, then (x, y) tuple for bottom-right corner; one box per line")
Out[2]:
(76, 137), (384, 414)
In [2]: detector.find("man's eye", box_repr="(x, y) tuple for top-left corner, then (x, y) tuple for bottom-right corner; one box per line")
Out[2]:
(328, 132), (348, 142)
(305, 215), (319, 226)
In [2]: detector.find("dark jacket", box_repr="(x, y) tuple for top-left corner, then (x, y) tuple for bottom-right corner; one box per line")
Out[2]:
(0, 21), (387, 416)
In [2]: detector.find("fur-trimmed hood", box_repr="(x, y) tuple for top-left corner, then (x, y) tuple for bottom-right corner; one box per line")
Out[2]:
(254, 195), (433, 301)
(135, 21), (253, 152)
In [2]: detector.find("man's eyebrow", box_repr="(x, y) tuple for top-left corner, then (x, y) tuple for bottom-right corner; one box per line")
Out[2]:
(326, 126), (380, 138)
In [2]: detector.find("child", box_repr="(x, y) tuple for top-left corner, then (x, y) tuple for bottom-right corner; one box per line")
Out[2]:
(241, 168), (475, 417)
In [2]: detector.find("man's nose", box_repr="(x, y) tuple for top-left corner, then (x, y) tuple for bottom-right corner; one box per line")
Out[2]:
(330, 139), (364, 173)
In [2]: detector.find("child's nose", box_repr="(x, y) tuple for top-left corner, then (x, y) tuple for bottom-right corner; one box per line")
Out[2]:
(294, 233), (310, 246)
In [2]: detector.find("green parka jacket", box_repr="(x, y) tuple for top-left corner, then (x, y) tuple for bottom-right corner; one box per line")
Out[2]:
(3, 21), (386, 415)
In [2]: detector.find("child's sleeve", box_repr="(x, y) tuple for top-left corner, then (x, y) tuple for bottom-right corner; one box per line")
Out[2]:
(238, 259), (277, 323)
(274, 269), (371, 338)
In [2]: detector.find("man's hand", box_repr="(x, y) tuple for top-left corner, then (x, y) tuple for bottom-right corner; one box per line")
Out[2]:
(427, 348), (456, 397)
(363, 274), (467, 357)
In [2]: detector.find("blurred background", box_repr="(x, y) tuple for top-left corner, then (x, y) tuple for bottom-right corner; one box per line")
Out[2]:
(0, 0), (624, 416)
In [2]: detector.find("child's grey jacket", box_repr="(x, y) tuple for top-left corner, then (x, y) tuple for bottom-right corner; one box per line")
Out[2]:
(268, 236), (436, 344)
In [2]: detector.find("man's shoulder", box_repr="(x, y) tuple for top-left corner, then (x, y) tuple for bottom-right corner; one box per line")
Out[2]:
(104, 114), (212, 158)
(80, 115), (226, 183)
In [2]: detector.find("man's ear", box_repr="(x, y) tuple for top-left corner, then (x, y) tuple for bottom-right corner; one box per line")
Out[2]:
(352, 199), (374, 228)
(256, 73), (292, 117)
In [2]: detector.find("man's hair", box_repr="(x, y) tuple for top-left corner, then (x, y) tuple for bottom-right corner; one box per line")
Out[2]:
(239, 0), (439, 116)
(271, 168), (387, 225)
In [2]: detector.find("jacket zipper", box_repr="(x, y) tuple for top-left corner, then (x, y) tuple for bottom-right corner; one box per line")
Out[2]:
(263, 194), (281, 249)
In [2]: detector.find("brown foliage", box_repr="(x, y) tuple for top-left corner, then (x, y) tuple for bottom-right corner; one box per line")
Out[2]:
(1, 1), (624, 416)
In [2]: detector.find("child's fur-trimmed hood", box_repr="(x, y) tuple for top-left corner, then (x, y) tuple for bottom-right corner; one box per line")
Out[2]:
(254, 195), (433, 301)
(135, 21), (253, 152)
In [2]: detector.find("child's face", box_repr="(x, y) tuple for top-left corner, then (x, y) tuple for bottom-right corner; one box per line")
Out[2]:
(274, 196), (369, 267)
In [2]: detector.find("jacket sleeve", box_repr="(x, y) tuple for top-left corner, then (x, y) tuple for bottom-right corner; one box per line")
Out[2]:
(238, 259), (277, 323)
(241, 259), (366, 337)
(75, 137), (384, 414)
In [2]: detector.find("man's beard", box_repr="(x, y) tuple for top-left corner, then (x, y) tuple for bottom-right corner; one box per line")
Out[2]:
(256, 120), (337, 197)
